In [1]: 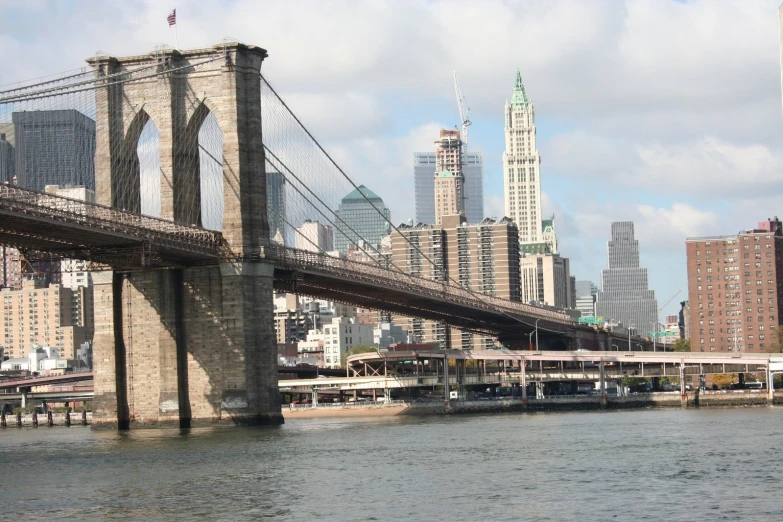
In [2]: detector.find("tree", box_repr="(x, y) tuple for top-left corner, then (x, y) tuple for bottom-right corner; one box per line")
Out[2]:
(671, 338), (691, 352)
(340, 344), (379, 367)
(762, 326), (783, 353)
(711, 373), (735, 389)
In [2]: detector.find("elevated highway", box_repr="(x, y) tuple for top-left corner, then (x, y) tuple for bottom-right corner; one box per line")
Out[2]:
(280, 350), (783, 401)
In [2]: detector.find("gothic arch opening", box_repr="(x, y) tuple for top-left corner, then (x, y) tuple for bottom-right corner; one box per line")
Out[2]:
(136, 117), (161, 218)
(190, 108), (223, 231)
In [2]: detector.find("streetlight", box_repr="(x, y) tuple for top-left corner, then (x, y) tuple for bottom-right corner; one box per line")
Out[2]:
(650, 321), (657, 352)
(525, 332), (534, 351)
(628, 323), (635, 351)
(535, 319), (541, 352)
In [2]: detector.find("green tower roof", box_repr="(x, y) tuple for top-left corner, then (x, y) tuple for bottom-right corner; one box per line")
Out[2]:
(436, 169), (455, 178)
(342, 184), (382, 203)
(511, 69), (529, 109)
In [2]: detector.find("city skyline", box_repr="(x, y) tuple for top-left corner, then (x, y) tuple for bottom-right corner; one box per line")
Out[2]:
(3, 1), (783, 317)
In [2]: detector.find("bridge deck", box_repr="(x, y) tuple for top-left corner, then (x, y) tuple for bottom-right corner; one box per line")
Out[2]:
(0, 185), (578, 336)
(0, 186), (223, 268)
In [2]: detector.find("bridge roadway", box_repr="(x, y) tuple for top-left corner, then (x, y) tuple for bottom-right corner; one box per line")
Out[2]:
(0, 185), (574, 338)
(0, 371), (94, 390)
(0, 390), (94, 402)
(3, 352), (781, 404)
(279, 350), (783, 396)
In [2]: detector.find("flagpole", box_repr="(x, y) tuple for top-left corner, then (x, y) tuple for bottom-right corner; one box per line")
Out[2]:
(175, 22), (179, 50)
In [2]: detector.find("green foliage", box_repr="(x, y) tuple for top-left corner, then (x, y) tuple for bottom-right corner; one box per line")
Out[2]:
(340, 344), (379, 367)
(762, 326), (783, 353)
(12, 407), (24, 415)
(711, 373), (735, 388)
(52, 406), (72, 413)
(345, 344), (379, 357)
(671, 338), (691, 352)
(81, 401), (93, 412)
(620, 377), (647, 387)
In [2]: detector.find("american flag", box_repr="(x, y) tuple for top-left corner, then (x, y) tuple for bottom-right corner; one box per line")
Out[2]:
(167, 9), (176, 27)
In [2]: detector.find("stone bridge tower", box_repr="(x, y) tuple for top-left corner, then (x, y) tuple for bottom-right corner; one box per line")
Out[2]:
(87, 43), (281, 428)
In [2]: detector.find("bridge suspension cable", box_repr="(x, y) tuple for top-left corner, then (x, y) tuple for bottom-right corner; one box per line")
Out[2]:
(0, 49), (572, 336)
(258, 73), (563, 333)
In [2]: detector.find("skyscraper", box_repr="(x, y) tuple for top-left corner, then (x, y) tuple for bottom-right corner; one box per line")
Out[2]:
(333, 185), (391, 254)
(12, 110), (95, 191)
(503, 71), (544, 250)
(519, 253), (573, 309)
(414, 130), (483, 225)
(574, 280), (598, 319)
(413, 152), (437, 225)
(0, 132), (14, 183)
(434, 169), (463, 224)
(433, 130), (465, 224)
(595, 222), (659, 335)
(266, 170), (288, 246)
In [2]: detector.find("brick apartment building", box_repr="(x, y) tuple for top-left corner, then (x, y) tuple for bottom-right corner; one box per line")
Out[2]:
(685, 217), (783, 353)
(390, 214), (520, 350)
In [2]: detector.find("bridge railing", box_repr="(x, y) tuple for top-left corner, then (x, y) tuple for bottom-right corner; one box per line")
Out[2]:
(267, 245), (571, 329)
(0, 185), (224, 257)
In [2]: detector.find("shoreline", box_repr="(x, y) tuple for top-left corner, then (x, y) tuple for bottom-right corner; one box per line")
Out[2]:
(283, 391), (783, 420)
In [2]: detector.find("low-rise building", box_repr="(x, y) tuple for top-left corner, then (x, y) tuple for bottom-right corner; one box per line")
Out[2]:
(322, 317), (374, 368)
(520, 253), (574, 309)
(374, 323), (407, 349)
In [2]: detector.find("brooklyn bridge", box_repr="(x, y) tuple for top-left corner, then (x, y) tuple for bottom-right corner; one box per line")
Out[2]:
(0, 42), (635, 429)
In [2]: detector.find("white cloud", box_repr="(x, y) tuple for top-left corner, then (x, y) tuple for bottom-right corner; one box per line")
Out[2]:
(4, 0), (783, 316)
(324, 122), (446, 224)
(484, 194), (505, 220)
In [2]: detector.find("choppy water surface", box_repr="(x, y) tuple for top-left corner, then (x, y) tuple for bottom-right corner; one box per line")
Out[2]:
(1, 408), (781, 521)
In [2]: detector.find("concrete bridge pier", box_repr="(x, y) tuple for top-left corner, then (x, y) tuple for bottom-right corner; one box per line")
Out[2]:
(679, 363), (688, 407)
(767, 367), (774, 403)
(92, 271), (185, 428)
(91, 264), (282, 429)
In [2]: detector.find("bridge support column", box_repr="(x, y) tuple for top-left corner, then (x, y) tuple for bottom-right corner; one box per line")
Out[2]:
(92, 270), (186, 428)
(443, 354), (450, 405)
(183, 262), (282, 426)
(87, 42), (281, 429)
(767, 366), (774, 403)
(20, 388), (28, 409)
(521, 359), (527, 403)
(599, 359), (607, 407)
(680, 363), (688, 407)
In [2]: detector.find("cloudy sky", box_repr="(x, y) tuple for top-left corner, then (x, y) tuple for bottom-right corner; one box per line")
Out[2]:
(3, 0), (783, 321)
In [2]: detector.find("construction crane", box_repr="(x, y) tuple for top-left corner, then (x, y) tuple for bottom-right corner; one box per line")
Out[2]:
(659, 288), (682, 312)
(453, 71), (471, 152)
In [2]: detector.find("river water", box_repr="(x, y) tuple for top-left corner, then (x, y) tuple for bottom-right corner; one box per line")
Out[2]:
(1, 407), (781, 521)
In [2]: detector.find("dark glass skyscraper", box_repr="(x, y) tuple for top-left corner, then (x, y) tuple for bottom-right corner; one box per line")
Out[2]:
(12, 110), (95, 191)
(266, 170), (288, 246)
(0, 132), (14, 183)
(595, 221), (659, 335)
(333, 185), (391, 254)
(414, 150), (483, 225)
